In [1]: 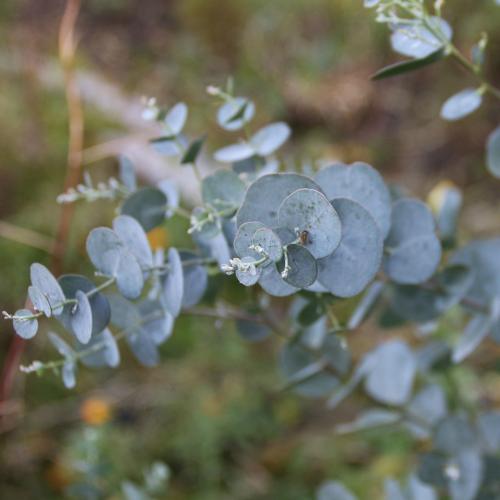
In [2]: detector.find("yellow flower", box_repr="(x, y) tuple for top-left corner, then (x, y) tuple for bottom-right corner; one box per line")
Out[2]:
(80, 397), (111, 426)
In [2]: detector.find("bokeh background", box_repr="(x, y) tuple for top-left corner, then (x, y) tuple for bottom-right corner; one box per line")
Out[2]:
(1, 0), (500, 498)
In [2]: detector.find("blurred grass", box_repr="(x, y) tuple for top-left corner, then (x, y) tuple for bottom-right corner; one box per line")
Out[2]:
(0, 0), (500, 498)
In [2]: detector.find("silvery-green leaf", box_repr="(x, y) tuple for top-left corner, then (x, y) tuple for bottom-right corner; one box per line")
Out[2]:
(236, 319), (271, 342)
(108, 294), (142, 330)
(316, 480), (357, 500)
(13, 309), (38, 339)
(139, 299), (173, 345)
(48, 331), (74, 359)
(314, 162), (392, 237)
(406, 384), (447, 437)
(278, 244), (317, 288)
(280, 341), (340, 398)
(486, 125), (500, 178)
(384, 199), (441, 284)
(86, 227), (123, 277)
(235, 257), (262, 286)
(336, 409), (401, 434)
(28, 286), (51, 317)
(318, 198), (383, 297)
(164, 102), (188, 135)
(78, 328), (120, 368)
(217, 97), (255, 131)
(234, 221), (266, 259)
(157, 179), (179, 218)
(441, 88), (482, 121)
(477, 411), (500, 453)
(434, 415), (476, 455)
(62, 361), (76, 389)
(347, 281), (384, 329)
(435, 186), (462, 241)
(113, 215), (153, 270)
(121, 187), (168, 231)
(214, 142), (254, 163)
(116, 250), (144, 299)
(323, 334), (351, 376)
(252, 227), (283, 262)
(365, 340), (416, 405)
(58, 275), (111, 336)
(202, 170), (246, 212)
(417, 452), (448, 488)
(150, 136), (183, 156)
(406, 474), (436, 500)
(384, 479), (406, 500)
(446, 451), (483, 500)
(70, 290), (93, 344)
(162, 248), (184, 317)
(126, 328), (159, 366)
(278, 188), (341, 259)
(237, 173), (321, 227)
(391, 17), (452, 59)
(250, 122), (291, 156)
(194, 230), (231, 267)
(180, 251), (208, 308)
(452, 314), (491, 363)
(119, 155), (137, 192)
(258, 262), (298, 297)
(181, 135), (205, 165)
(30, 263), (65, 316)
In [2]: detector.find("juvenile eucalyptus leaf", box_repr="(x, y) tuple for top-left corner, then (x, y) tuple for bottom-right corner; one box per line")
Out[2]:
(235, 257), (262, 286)
(108, 294), (142, 331)
(150, 136), (183, 156)
(336, 409), (401, 434)
(278, 244), (317, 288)
(78, 328), (120, 368)
(119, 155), (137, 192)
(237, 173), (321, 228)
(28, 286), (51, 317)
(121, 187), (168, 231)
(113, 215), (153, 269)
(13, 309), (38, 339)
(48, 331), (74, 359)
(115, 250), (144, 299)
(477, 411), (500, 453)
(486, 125), (500, 178)
(406, 474), (436, 500)
(316, 480), (357, 500)
(434, 415), (477, 455)
(70, 290), (93, 344)
(417, 452), (448, 488)
(214, 142), (255, 163)
(164, 102), (188, 135)
(391, 17), (452, 59)
(250, 122), (291, 156)
(217, 97), (255, 131)
(258, 262), (298, 297)
(139, 299), (174, 345)
(406, 384), (447, 436)
(365, 340), (416, 406)
(157, 179), (179, 218)
(318, 199), (383, 298)
(447, 451), (483, 500)
(162, 248), (184, 317)
(435, 186), (462, 241)
(234, 221), (266, 259)
(202, 170), (246, 212)
(452, 314), (491, 363)
(278, 188), (341, 259)
(314, 162), (392, 237)
(126, 328), (160, 367)
(384, 199), (441, 285)
(30, 263), (66, 316)
(440, 88), (482, 121)
(194, 230), (231, 267)
(347, 281), (384, 329)
(181, 135), (205, 165)
(180, 251), (208, 308)
(384, 478), (406, 500)
(86, 227), (123, 276)
(62, 361), (76, 389)
(252, 227), (283, 262)
(58, 275), (111, 336)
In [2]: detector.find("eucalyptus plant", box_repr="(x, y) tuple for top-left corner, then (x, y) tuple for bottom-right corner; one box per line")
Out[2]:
(4, 4), (500, 500)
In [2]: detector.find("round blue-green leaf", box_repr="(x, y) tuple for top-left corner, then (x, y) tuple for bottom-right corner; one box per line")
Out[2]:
(252, 227), (283, 262)
(108, 294), (142, 330)
(250, 122), (291, 156)
(384, 199), (441, 284)
(139, 299), (174, 345)
(70, 290), (93, 344)
(391, 17), (452, 58)
(235, 256), (262, 286)
(202, 170), (246, 212)
(58, 275), (111, 336)
(316, 481), (357, 500)
(119, 155), (137, 192)
(440, 88), (482, 121)
(278, 188), (341, 258)
(30, 263), (66, 316)
(116, 250), (144, 299)
(486, 126), (500, 178)
(237, 173), (322, 227)
(62, 361), (76, 389)
(78, 328), (120, 368)
(126, 328), (159, 367)
(318, 198), (383, 297)
(113, 215), (153, 269)
(314, 162), (392, 237)
(364, 340), (417, 405)
(217, 97), (255, 131)
(150, 137), (183, 156)
(86, 227), (123, 276)
(48, 332), (74, 359)
(234, 221), (266, 259)
(164, 102), (187, 135)
(258, 263), (298, 297)
(157, 179), (179, 218)
(180, 251), (208, 308)
(194, 230), (231, 267)
(28, 286), (51, 317)
(434, 415), (476, 455)
(214, 142), (254, 163)
(278, 244), (317, 288)
(121, 187), (168, 232)
(162, 248), (184, 317)
(13, 309), (38, 339)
